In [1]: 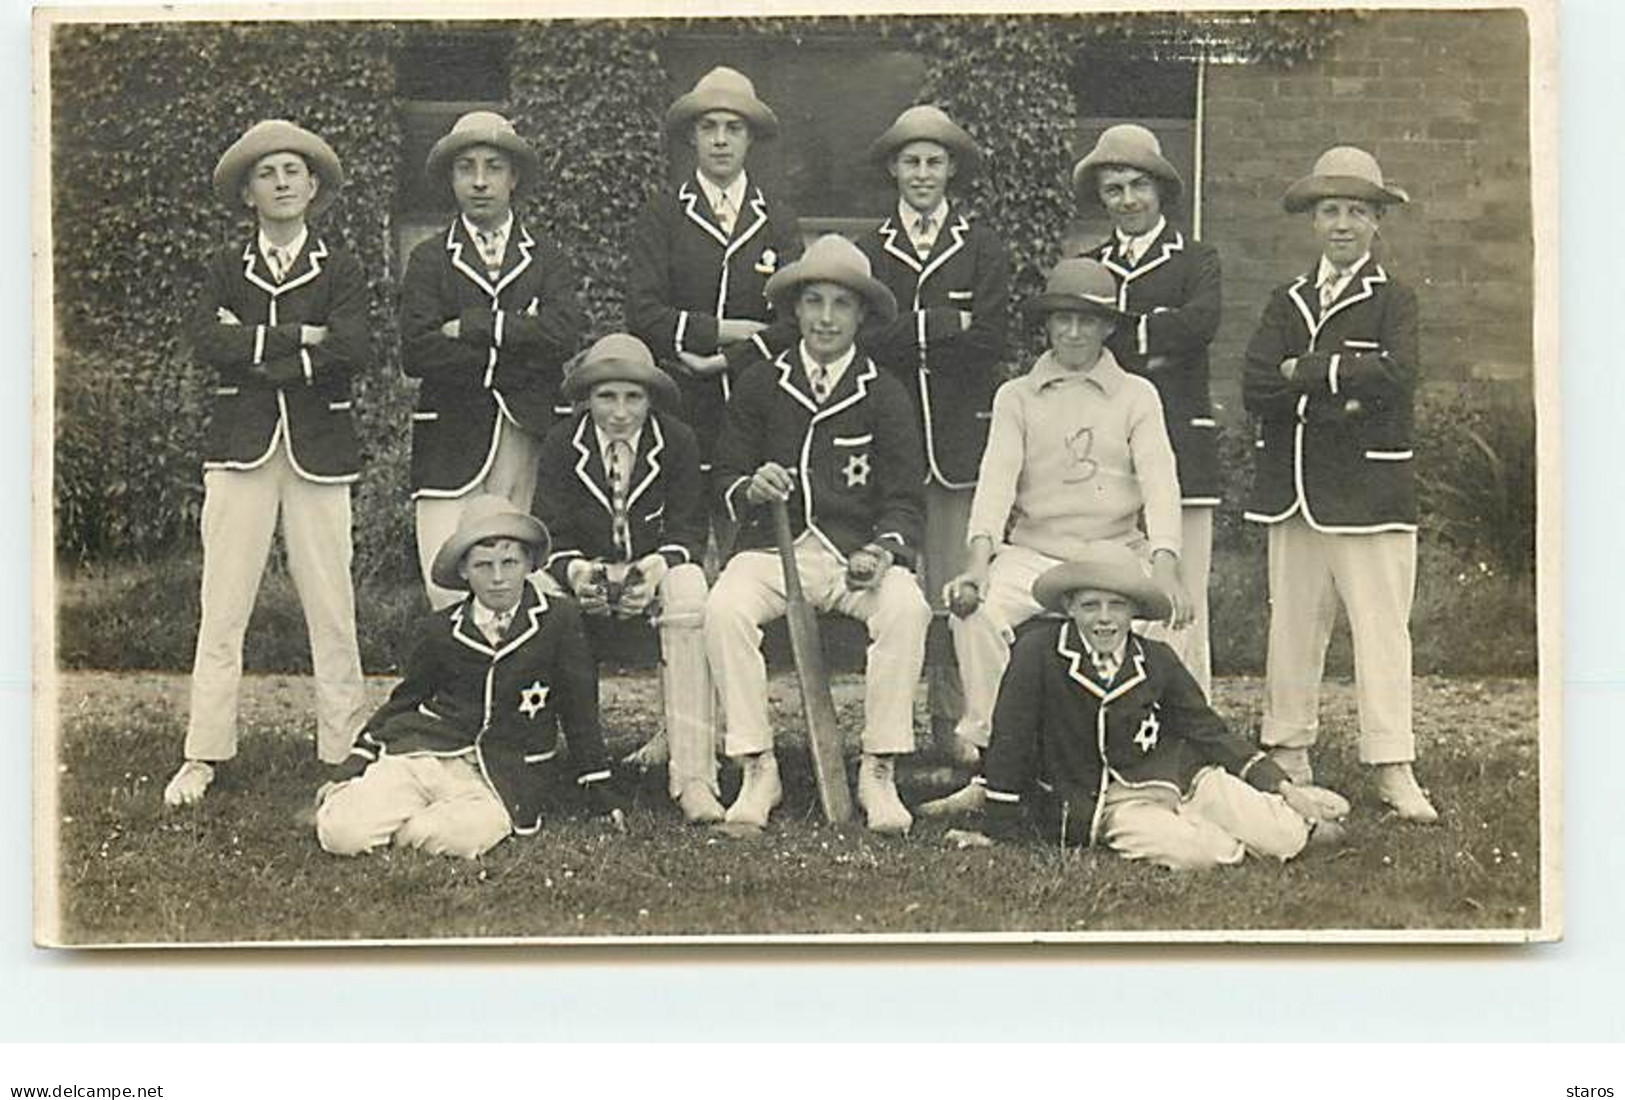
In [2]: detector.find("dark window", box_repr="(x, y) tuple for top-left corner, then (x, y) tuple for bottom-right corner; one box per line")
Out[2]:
(397, 29), (512, 103)
(1068, 48), (1197, 120)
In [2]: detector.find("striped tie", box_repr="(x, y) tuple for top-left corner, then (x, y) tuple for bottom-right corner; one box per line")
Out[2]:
(608, 440), (634, 558)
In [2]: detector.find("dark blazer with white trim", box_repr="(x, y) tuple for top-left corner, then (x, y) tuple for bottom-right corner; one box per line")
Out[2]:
(1242, 259), (1419, 532)
(191, 234), (368, 481)
(858, 209), (1010, 488)
(1089, 225), (1223, 503)
(714, 349), (925, 565)
(400, 217), (586, 497)
(338, 579), (609, 835)
(534, 410), (707, 587)
(624, 178), (803, 466)
(982, 622), (1289, 846)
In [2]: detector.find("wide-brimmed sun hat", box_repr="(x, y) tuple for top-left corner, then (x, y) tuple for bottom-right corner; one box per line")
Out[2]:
(665, 66), (780, 141)
(1023, 257), (1129, 324)
(561, 333), (679, 410)
(868, 104), (982, 181)
(1282, 146), (1410, 214)
(1032, 542), (1172, 621)
(764, 234), (899, 324)
(425, 111), (540, 189)
(213, 119), (345, 218)
(430, 494), (551, 592)
(1071, 123), (1184, 207)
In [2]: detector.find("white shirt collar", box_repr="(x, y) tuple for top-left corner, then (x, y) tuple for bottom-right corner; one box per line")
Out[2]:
(799, 341), (858, 395)
(462, 211), (515, 250)
(695, 170), (749, 217)
(1317, 252), (1371, 287)
(471, 597), (518, 638)
(1080, 634), (1128, 670)
(899, 198), (949, 238)
(593, 424), (644, 467)
(258, 226), (309, 267)
(1115, 216), (1166, 262)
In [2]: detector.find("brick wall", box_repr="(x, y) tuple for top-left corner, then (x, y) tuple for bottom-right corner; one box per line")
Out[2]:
(1201, 8), (1532, 416)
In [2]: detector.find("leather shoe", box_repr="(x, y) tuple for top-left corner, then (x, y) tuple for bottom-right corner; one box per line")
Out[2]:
(857, 753), (912, 835)
(724, 751), (782, 828)
(1374, 763), (1440, 824)
(676, 781), (725, 825)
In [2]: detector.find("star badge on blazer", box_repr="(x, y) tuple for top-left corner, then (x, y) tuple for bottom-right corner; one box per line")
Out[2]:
(843, 452), (871, 488)
(1133, 707), (1162, 753)
(518, 681), (551, 719)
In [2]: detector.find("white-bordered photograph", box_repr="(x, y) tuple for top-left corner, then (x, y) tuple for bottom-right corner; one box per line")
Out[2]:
(33, 0), (1557, 947)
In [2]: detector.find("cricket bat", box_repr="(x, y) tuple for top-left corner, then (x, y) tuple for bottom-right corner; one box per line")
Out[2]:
(769, 497), (854, 824)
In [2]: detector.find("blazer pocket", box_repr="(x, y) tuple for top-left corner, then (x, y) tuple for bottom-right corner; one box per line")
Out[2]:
(327, 400), (353, 412)
(411, 410), (440, 422)
(946, 290), (975, 302)
(1363, 449), (1413, 461)
(641, 504), (666, 523)
(832, 433), (873, 448)
(1189, 417), (1216, 429)
(1343, 339), (1382, 352)
(212, 386), (240, 397)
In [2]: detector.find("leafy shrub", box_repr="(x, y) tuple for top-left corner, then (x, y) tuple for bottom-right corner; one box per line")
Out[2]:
(1414, 384), (1536, 577)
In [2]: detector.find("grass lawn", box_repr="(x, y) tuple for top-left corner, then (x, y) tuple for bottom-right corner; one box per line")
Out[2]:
(44, 670), (1542, 945)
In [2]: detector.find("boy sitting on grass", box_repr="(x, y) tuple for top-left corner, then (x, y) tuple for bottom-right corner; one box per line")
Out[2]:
(315, 495), (624, 860)
(946, 542), (1349, 871)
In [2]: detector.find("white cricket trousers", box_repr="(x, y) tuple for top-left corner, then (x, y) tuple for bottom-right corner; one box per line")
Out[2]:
(704, 538), (929, 757)
(184, 449), (367, 766)
(1100, 769), (1310, 871)
(414, 418), (543, 610)
(316, 754), (510, 860)
(1260, 515), (1417, 764)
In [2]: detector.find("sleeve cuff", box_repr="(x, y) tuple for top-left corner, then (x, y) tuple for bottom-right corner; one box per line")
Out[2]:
(253, 325), (266, 366)
(1136, 314), (1149, 356)
(300, 348), (313, 383)
(750, 332), (771, 360)
(723, 476), (751, 523)
(675, 311), (689, 356)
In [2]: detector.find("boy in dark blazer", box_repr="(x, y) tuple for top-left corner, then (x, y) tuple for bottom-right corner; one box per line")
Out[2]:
(706, 235), (930, 834)
(965, 544), (1348, 869)
(316, 496), (622, 859)
(400, 111), (585, 608)
(625, 66), (803, 506)
(164, 119), (369, 808)
(534, 334), (722, 824)
(1073, 123), (1223, 696)
(1243, 146), (1437, 823)
(858, 105), (1011, 765)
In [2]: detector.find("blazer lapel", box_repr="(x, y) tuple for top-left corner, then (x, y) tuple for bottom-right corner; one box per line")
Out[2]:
(678, 180), (730, 249)
(491, 222), (536, 298)
(570, 416), (616, 518)
(446, 220), (499, 298)
(625, 417), (666, 510)
(877, 217), (923, 275)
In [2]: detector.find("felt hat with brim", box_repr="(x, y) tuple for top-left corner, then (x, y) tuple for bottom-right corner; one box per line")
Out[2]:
(213, 119), (345, 218)
(430, 494), (551, 592)
(868, 104), (982, 181)
(1282, 146), (1409, 214)
(561, 333), (679, 410)
(1023, 257), (1129, 324)
(425, 111), (540, 190)
(665, 66), (780, 141)
(765, 233), (899, 324)
(1071, 123), (1183, 207)
(1032, 543), (1172, 621)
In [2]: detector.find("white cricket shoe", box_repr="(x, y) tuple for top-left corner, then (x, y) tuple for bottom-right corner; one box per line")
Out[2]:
(857, 754), (912, 836)
(724, 752), (782, 828)
(163, 760), (215, 807)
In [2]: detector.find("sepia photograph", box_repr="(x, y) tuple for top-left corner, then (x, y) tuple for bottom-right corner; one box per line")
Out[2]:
(34, 0), (1556, 947)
